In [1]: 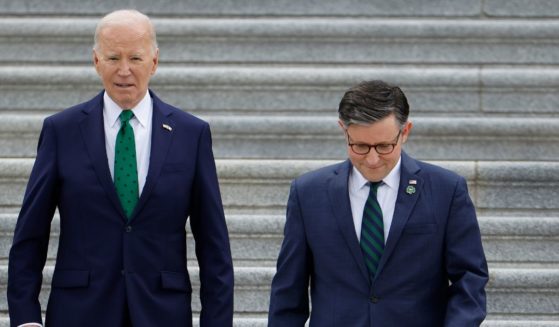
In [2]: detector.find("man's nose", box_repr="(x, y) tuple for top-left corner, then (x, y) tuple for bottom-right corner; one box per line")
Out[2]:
(364, 150), (381, 165)
(118, 60), (131, 76)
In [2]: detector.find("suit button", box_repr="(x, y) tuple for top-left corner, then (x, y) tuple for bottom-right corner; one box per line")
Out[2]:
(370, 296), (379, 303)
(125, 225), (132, 232)
(121, 270), (125, 276)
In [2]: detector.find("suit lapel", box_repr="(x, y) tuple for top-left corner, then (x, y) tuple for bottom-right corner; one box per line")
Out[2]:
(375, 152), (422, 279)
(328, 160), (370, 284)
(79, 91), (127, 219)
(130, 92), (174, 219)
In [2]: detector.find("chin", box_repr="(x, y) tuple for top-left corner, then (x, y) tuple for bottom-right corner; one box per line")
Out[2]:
(363, 170), (385, 181)
(117, 94), (134, 103)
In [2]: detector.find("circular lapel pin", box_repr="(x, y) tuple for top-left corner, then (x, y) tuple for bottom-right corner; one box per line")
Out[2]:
(406, 185), (416, 195)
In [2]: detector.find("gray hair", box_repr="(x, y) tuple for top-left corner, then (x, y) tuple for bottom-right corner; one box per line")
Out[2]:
(338, 80), (409, 127)
(93, 9), (158, 53)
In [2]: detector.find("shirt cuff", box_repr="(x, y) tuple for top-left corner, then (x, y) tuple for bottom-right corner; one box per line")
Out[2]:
(17, 323), (42, 327)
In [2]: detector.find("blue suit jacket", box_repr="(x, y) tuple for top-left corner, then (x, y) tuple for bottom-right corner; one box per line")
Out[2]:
(269, 153), (488, 327)
(8, 91), (234, 327)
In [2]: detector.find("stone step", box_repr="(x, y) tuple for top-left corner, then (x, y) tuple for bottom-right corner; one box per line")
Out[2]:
(1, 18), (558, 65)
(1, 65), (558, 116)
(3, 114), (559, 160)
(0, 265), (557, 319)
(211, 216), (559, 266)
(1, 159), (558, 215)
(1, 213), (557, 266)
(0, 0), (555, 18)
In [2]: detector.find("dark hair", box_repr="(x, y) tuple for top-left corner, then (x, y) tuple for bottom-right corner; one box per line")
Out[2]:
(338, 80), (409, 127)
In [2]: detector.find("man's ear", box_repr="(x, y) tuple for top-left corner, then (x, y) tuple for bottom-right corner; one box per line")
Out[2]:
(338, 119), (346, 132)
(150, 48), (159, 75)
(401, 121), (413, 143)
(93, 50), (101, 74)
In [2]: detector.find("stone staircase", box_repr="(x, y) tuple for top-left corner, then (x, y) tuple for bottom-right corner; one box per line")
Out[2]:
(1, 1), (559, 326)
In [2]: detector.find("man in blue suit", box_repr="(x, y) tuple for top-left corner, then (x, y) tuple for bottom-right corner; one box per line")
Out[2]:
(8, 9), (233, 327)
(269, 80), (488, 326)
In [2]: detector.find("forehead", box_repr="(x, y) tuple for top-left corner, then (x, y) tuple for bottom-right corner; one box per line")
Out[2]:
(97, 23), (152, 51)
(346, 116), (401, 142)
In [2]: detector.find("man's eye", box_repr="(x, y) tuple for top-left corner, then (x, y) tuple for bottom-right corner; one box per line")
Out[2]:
(108, 57), (118, 61)
(355, 144), (370, 151)
(376, 144), (391, 151)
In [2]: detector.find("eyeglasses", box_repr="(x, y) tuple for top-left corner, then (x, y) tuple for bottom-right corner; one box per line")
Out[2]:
(346, 129), (402, 155)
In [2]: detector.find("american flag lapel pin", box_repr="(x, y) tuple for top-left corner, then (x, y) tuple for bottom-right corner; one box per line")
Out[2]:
(162, 124), (172, 132)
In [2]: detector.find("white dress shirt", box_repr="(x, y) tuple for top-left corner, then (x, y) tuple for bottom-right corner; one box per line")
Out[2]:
(103, 91), (152, 195)
(348, 157), (401, 243)
(17, 92), (154, 327)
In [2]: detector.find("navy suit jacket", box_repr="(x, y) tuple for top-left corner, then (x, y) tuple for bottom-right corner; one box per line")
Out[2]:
(269, 153), (488, 327)
(8, 90), (234, 327)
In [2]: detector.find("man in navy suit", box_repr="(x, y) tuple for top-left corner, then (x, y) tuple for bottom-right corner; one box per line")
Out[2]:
(8, 9), (233, 327)
(269, 80), (488, 326)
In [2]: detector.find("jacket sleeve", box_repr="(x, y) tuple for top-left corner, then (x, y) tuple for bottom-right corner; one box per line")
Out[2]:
(188, 123), (234, 327)
(444, 176), (489, 326)
(268, 180), (311, 327)
(8, 118), (59, 326)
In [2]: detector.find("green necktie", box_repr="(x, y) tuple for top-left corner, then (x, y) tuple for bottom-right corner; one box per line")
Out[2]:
(360, 181), (384, 279)
(114, 110), (138, 219)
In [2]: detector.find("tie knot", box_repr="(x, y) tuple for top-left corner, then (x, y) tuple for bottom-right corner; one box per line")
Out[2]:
(119, 110), (134, 123)
(369, 181), (382, 194)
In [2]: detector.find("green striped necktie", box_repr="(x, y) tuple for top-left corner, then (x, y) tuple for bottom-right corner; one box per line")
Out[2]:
(360, 181), (384, 279)
(114, 110), (139, 219)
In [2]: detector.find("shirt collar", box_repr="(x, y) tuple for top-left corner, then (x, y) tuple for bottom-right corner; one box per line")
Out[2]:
(104, 91), (152, 128)
(351, 156), (402, 191)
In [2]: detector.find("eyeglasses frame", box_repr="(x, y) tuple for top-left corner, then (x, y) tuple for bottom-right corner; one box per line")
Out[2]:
(345, 127), (403, 155)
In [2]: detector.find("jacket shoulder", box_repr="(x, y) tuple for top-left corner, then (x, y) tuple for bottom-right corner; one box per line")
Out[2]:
(46, 92), (103, 125)
(418, 160), (462, 178)
(414, 159), (466, 189)
(155, 98), (208, 129)
(168, 106), (207, 127)
(294, 161), (347, 188)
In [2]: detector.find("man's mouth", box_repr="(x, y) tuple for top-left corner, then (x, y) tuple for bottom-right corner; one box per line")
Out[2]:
(115, 83), (134, 88)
